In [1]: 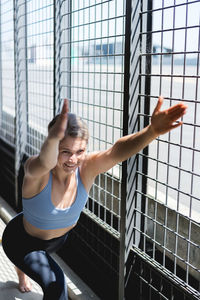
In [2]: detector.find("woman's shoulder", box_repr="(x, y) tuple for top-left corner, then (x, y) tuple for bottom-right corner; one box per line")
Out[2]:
(79, 152), (101, 191)
(81, 151), (103, 171)
(83, 151), (102, 161)
(22, 168), (50, 198)
(23, 154), (51, 180)
(24, 155), (40, 172)
(23, 156), (50, 194)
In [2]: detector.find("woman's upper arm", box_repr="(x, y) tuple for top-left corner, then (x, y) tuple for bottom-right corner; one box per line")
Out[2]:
(24, 155), (50, 178)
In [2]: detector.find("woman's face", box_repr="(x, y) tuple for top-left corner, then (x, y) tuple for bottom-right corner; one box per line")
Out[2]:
(57, 136), (87, 174)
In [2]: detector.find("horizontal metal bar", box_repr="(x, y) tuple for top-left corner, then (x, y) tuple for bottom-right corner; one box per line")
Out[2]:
(140, 1), (200, 14)
(92, 183), (121, 199)
(141, 50), (200, 57)
(140, 73), (200, 79)
(57, 33), (125, 45)
(133, 228), (199, 272)
(134, 208), (200, 250)
(88, 196), (120, 219)
(26, 3), (53, 16)
(26, 30), (54, 39)
(83, 207), (120, 239)
(61, 85), (124, 95)
(139, 94), (200, 104)
(139, 113), (200, 129)
(141, 24), (200, 36)
(138, 153), (200, 179)
(1, 0), (12, 6)
(68, 13), (125, 28)
(134, 273), (169, 299)
(61, 53), (124, 60)
(60, 0), (114, 17)
(1, 7), (13, 16)
(27, 16), (54, 27)
(136, 171), (200, 203)
(135, 190), (199, 227)
(68, 70), (124, 76)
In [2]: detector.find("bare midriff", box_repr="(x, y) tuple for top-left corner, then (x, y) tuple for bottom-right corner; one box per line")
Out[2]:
(23, 216), (76, 240)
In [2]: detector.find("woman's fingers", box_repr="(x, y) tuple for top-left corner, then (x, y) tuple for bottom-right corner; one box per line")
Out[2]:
(151, 96), (187, 135)
(59, 99), (69, 126)
(53, 99), (69, 139)
(169, 121), (183, 131)
(167, 102), (187, 114)
(153, 96), (164, 115)
(167, 105), (187, 122)
(48, 99), (70, 140)
(61, 98), (69, 115)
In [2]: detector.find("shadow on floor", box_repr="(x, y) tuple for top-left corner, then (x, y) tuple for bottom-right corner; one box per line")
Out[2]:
(0, 281), (43, 300)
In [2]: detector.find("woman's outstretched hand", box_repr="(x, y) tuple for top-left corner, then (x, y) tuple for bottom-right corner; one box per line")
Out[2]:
(48, 99), (69, 140)
(150, 96), (187, 136)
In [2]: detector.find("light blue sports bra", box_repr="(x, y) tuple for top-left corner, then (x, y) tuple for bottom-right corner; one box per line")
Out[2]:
(22, 169), (88, 230)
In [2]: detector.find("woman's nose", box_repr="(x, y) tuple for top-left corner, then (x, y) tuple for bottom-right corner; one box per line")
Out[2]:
(68, 153), (77, 163)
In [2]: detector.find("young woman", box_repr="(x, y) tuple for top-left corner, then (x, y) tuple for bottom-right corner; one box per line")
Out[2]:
(2, 97), (187, 299)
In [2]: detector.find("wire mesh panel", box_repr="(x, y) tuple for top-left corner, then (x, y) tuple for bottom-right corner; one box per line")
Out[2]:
(1, 0), (199, 298)
(54, 2), (128, 298)
(25, 0), (54, 156)
(0, 0), (15, 145)
(127, 0), (200, 298)
(56, 0), (126, 235)
(126, 248), (200, 300)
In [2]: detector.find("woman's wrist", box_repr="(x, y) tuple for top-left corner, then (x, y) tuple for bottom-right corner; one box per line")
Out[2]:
(47, 134), (62, 143)
(147, 124), (159, 140)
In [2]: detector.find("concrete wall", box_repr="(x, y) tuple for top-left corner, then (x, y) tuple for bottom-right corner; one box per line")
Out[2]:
(147, 198), (200, 281)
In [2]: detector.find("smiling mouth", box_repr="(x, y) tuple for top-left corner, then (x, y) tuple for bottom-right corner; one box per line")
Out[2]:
(64, 164), (76, 168)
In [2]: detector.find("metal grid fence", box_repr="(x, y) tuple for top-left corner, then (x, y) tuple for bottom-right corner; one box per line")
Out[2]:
(25, 0), (54, 156)
(55, 0), (125, 235)
(54, 3), (126, 298)
(0, 0), (200, 299)
(0, 0), (15, 145)
(127, 0), (200, 298)
(126, 248), (200, 300)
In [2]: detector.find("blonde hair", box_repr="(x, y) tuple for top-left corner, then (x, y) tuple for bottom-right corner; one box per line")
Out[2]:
(48, 113), (89, 142)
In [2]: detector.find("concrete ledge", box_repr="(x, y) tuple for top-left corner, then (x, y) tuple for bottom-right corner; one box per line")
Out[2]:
(0, 196), (100, 300)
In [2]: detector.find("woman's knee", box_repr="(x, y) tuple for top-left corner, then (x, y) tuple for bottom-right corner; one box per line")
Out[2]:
(24, 251), (66, 290)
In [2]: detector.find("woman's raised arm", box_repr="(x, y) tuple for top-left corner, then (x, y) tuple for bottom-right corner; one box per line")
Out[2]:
(25, 99), (69, 178)
(86, 97), (187, 178)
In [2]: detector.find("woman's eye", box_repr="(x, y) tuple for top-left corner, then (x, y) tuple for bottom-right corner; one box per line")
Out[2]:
(63, 151), (70, 154)
(77, 150), (84, 154)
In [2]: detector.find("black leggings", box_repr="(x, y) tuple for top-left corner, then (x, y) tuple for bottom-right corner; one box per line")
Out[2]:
(2, 212), (68, 300)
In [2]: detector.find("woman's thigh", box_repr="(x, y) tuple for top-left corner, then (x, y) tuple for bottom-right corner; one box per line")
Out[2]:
(2, 212), (33, 263)
(2, 213), (68, 299)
